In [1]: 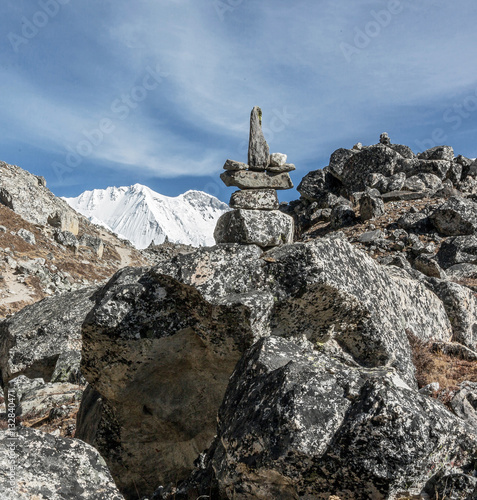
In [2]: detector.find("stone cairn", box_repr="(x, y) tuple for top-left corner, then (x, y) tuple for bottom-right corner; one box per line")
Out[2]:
(214, 106), (295, 248)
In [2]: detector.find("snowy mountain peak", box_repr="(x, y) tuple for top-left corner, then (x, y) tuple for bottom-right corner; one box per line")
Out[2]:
(63, 184), (230, 249)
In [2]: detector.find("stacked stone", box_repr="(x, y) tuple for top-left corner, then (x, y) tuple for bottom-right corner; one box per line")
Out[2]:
(214, 107), (295, 248)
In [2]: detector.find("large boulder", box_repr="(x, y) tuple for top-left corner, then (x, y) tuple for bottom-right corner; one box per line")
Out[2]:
(330, 144), (403, 191)
(0, 427), (124, 499)
(214, 209), (294, 247)
(78, 267), (257, 498)
(418, 145), (454, 161)
(79, 239), (455, 497)
(165, 336), (477, 500)
(424, 278), (477, 350)
(430, 196), (477, 236)
(297, 167), (343, 204)
(437, 235), (477, 268)
(0, 287), (96, 388)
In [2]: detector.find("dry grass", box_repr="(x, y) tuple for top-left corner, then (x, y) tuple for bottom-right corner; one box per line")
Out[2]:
(407, 331), (477, 398)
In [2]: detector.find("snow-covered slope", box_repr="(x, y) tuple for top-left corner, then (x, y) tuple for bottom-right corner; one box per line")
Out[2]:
(63, 184), (230, 249)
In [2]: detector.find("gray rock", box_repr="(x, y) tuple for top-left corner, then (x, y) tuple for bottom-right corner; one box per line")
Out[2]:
(446, 262), (477, 280)
(437, 235), (477, 268)
(297, 167), (343, 204)
(388, 144), (416, 159)
(358, 229), (386, 244)
(0, 427), (124, 500)
(176, 336), (476, 500)
(220, 170), (293, 190)
(79, 234), (104, 257)
(424, 277), (477, 350)
(36, 175), (47, 187)
(418, 145), (454, 161)
(7, 375), (45, 408)
(269, 152), (287, 167)
(417, 159), (452, 179)
(359, 193), (384, 220)
(266, 162), (295, 173)
(430, 196), (477, 235)
(229, 189), (278, 210)
(248, 106), (270, 171)
(447, 161), (463, 184)
(222, 159), (248, 171)
(332, 144), (402, 191)
(51, 350), (85, 385)
(17, 228), (36, 245)
(448, 381), (477, 428)
(404, 173), (442, 192)
(47, 210), (79, 235)
(328, 148), (357, 178)
(330, 203), (356, 228)
(353, 142), (363, 150)
(0, 286), (96, 387)
(214, 209), (294, 247)
(78, 267), (258, 498)
(381, 190), (429, 202)
(387, 171), (406, 191)
(397, 210), (432, 232)
(419, 381), (440, 395)
(413, 254), (446, 279)
(55, 230), (79, 252)
(17, 381), (83, 420)
(380, 132), (391, 145)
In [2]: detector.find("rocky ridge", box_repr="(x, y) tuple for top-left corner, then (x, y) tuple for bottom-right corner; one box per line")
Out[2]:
(1, 127), (477, 499)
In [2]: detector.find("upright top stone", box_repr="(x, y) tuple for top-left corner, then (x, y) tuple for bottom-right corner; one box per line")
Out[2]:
(248, 106), (270, 171)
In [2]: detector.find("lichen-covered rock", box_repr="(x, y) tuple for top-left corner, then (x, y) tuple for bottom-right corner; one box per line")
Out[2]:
(331, 144), (403, 191)
(78, 268), (257, 498)
(448, 381), (477, 428)
(328, 147), (357, 178)
(229, 189), (279, 210)
(248, 106), (270, 171)
(0, 286), (96, 387)
(418, 145), (454, 161)
(266, 162), (295, 173)
(330, 203), (356, 228)
(220, 170), (293, 190)
(417, 159), (452, 179)
(214, 209), (294, 247)
(269, 152), (287, 168)
(17, 228), (36, 245)
(222, 159), (248, 171)
(167, 336), (477, 500)
(79, 234), (104, 258)
(404, 173), (442, 192)
(0, 427), (124, 499)
(296, 167), (343, 204)
(55, 230), (79, 252)
(359, 193), (384, 220)
(424, 278), (477, 350)
(430, 196), (477, 236)
(437, 235), (477, 268)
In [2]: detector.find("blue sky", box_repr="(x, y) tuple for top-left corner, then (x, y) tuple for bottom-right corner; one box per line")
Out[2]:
(1, 1), (477, 203)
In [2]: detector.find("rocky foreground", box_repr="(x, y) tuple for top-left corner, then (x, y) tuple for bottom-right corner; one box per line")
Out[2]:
(1, 128), (477, 499)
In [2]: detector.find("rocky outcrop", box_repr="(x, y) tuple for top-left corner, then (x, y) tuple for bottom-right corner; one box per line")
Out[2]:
(430, 196), (477, 236)
(76, 236), (456, 498)
(0, 427), (124, 499)
(0, 287), (96, 388)
(78, 266), (256, 498)
(0, 161), (80, 232)
(159, 336), (477, 500)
